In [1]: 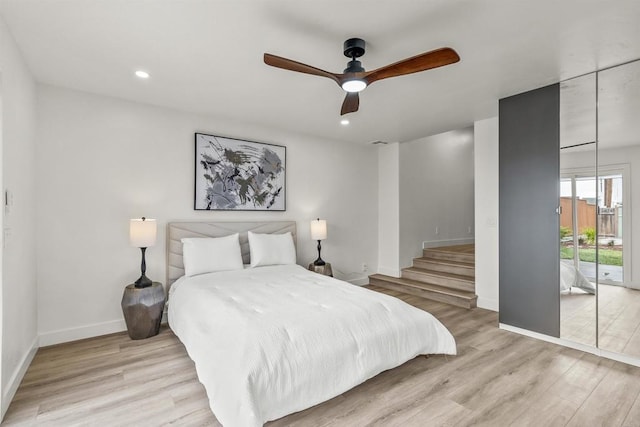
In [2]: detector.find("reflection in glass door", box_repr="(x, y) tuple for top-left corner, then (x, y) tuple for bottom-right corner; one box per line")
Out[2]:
(559, 58), (640, 361)
(560, 175), (599, 281)
(560, 173), (624, 285)
(597, 59), (640, 359)
(559, 169), (597, 347)
(597, 173), (623, 286)
(559, 73), (597, 347)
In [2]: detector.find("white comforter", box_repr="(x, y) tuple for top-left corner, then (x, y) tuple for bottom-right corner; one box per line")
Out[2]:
(560, 261), (596, 294)
(168, 264), (456, 427)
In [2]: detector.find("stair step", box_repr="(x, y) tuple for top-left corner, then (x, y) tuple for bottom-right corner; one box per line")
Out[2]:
(423, 245), (475, 263)
(412, 257), (475, 278)
(401, 267), (475, 292)
(369, 274), (477, 309)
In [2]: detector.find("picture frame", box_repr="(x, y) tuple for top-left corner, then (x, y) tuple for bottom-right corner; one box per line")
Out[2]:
(194, 133), (286, 211)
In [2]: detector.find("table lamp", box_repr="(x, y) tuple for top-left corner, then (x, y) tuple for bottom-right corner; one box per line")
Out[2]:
(310, 218), (327, 266)
(130, 217), (157, 288)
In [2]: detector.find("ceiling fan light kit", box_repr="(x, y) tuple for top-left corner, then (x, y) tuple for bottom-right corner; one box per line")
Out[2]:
(341, 79), (367, 93)
(264, 37), (459, 115)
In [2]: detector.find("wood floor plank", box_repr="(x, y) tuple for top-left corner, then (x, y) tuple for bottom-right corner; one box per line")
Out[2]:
(3, 287), (639, 426)
(363, 396), (472, 427)
(566, 360), (640, 426)
(545, 352), (614, 407)
(508, 396), (579, 427)
(623, 392), (640, 427)
(449, 344), (580, 426)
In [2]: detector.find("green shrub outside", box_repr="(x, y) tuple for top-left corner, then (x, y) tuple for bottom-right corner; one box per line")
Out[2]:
(583, 227), (596, 244)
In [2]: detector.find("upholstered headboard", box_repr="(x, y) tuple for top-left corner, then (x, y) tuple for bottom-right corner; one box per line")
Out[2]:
(166, 221), (297, 289)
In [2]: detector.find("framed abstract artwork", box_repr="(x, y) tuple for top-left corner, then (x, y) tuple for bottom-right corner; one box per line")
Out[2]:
(194, 133), (286, 211)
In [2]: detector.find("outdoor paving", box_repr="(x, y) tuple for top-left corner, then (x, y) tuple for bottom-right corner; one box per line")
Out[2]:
(576, 260), (623, 283)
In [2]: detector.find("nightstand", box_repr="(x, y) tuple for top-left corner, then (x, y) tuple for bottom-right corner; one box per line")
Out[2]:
(308, 262), (333, 277)
(121, 282), (165, 340)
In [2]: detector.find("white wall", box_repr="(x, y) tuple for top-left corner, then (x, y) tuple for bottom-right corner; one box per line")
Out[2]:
(35, 84), (379, 345)
(377, 143), (400, 277)
(474, 117), (499, 311)
(398, 128), (475, 269)
(0, 16), (38, 417)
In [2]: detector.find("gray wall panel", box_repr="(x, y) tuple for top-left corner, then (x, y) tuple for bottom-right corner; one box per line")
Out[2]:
(499, 84), (560, 337)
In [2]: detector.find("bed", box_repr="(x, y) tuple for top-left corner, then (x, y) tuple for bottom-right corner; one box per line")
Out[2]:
(166, 221), (457, 427)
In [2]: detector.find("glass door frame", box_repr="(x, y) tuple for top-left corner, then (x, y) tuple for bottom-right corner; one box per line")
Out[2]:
(561, 164), (631, 287)
(560, 167), (597, 282)
(598, 164), (632, 288)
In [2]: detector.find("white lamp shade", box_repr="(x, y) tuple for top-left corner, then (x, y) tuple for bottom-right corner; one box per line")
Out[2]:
(310, 219), (327, 240)
(130, 218), (157, 247)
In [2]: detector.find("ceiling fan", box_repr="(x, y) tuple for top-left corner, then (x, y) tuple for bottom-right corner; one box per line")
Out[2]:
(264, 38), (460, 115)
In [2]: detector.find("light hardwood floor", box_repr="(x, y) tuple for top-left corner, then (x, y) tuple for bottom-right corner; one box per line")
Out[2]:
(4, 286), (640, 426)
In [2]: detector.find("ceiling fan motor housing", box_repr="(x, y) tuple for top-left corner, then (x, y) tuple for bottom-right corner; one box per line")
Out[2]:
(344, 60), (365, 74)
(343, 38), (366, 59)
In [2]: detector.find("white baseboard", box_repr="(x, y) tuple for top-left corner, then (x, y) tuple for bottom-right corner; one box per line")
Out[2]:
(477, 297), (498, 312)
(377, 267), (401, 277)
(2, 335), (39, 418)
(423, 238), (475, 249)
(499, 323), (640, 368)
(39, 319), (127, 347)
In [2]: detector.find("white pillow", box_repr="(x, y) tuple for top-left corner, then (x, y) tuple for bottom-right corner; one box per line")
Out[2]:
(181, 234), (243, 276)
(248, 231), (296, 267)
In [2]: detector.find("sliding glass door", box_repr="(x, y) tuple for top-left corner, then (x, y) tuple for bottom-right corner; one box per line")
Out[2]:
(560, 172), (624, 285)
(560, 175), (600, 282)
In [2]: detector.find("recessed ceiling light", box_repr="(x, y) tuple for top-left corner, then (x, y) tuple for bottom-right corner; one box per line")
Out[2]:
(340, 119), (350, 125)
(135, 70), (150, 79)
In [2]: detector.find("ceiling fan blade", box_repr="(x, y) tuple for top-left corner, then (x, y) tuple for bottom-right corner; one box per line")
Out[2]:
(341, 92), (359, 115)
(364, 47), (460, 85)
(264, 53), (342, 85)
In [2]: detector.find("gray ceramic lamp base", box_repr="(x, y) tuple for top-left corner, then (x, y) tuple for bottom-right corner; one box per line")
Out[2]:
(309, 262), (333, 277)
(121, 282), (165, 340)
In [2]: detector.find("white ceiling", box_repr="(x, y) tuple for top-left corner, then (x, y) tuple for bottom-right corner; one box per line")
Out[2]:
(2, 0), (640, 144)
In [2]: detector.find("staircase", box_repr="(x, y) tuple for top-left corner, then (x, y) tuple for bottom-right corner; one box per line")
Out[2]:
(369, 244), (477, 309)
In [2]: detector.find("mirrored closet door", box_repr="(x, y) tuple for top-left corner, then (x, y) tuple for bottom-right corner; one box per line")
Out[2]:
(559, 72), (597, 347)
(559, 59), (640, 361)
(597, 59), (640, 358)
